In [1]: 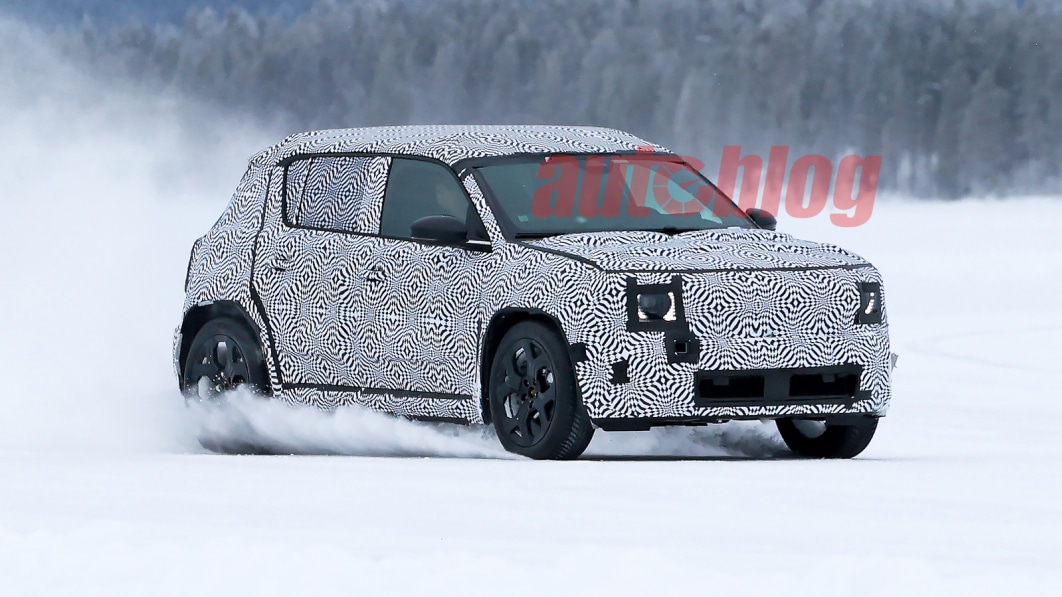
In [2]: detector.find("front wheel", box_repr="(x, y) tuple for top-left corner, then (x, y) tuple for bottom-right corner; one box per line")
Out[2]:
(488, 321), (594, 460)
(776, 417), (878, 459)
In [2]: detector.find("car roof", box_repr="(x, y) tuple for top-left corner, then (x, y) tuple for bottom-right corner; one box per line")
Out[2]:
(250, 125), (672, 168)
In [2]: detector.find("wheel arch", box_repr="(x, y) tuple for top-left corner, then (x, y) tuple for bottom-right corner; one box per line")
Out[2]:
(178, 300), (264, 382)
(479, 308), (581, 425)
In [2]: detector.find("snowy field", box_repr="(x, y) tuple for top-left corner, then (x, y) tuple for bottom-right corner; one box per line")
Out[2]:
(1, 20), (1061, 596)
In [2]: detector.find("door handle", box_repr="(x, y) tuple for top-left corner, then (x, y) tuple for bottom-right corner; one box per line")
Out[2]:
(366, 263), (385, 283)
(271, 233), (298, 272)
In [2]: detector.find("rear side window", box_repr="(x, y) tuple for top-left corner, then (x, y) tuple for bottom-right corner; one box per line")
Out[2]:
(380, 158), (482, 239)
(285, 156), (389, 234)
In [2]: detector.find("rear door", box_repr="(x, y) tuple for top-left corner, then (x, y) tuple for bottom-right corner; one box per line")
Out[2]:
(253, 155), (390, 387)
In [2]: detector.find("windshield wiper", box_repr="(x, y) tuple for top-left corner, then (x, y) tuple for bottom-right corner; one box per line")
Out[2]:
(513, 231), (565, 239)
(515, 227), (709, 239)
(642, 226), (703, 235)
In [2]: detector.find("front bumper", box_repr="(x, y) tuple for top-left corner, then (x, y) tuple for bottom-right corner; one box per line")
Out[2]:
(573, 327), (892, 423)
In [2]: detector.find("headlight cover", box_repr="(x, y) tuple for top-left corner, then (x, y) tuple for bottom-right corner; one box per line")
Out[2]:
(626, 276), (686, 332)
(856, 282), (883, 324)
(638, 292), (675, 321)
(625, 276), (700, 364)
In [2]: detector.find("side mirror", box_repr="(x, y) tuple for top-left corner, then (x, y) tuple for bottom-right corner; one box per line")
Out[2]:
(746, 208), (777, 231)
(410, 215), (468, 246)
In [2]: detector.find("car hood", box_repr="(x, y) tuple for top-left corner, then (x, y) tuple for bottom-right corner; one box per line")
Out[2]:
(524, 228), (870, 272)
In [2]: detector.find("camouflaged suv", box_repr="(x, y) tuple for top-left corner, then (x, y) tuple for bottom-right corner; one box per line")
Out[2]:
(176, 125), (894, 459)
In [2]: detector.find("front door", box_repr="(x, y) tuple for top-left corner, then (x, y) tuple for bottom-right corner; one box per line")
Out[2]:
(354, 158), (490, 398)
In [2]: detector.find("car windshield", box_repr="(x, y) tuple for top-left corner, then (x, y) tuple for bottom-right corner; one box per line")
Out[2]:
(474, 153), (754, 237)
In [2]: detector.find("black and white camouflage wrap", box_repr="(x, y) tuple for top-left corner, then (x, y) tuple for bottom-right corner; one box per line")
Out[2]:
(178, 125), (892, 425)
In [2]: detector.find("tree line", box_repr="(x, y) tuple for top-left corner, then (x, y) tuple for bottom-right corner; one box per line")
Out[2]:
(52, 0), (1062, 198)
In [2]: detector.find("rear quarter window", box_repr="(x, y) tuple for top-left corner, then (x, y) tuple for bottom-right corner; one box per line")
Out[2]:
(284, 156), (389, 234)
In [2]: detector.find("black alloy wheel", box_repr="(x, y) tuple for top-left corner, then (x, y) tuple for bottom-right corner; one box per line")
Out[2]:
(489, 321), (594, 460)
(182, 317), (269, 400)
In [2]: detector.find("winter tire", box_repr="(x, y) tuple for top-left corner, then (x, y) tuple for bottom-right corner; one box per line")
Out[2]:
(776, 416), (878, 459)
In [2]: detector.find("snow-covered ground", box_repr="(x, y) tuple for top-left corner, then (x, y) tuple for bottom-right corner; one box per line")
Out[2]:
(1, 18), (1060, 596)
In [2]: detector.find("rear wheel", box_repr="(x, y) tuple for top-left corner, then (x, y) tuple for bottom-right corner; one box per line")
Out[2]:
(776, 417), (878, 459)
(182, 317), (269, 399)
(182, 317), (271, 454)
(488, 321), (594, 460)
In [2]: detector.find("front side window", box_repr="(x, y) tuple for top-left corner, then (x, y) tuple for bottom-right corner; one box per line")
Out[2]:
(474, 154), (754, 237)
(285, 156), (389, 234)
(380, 158), (483, 240)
